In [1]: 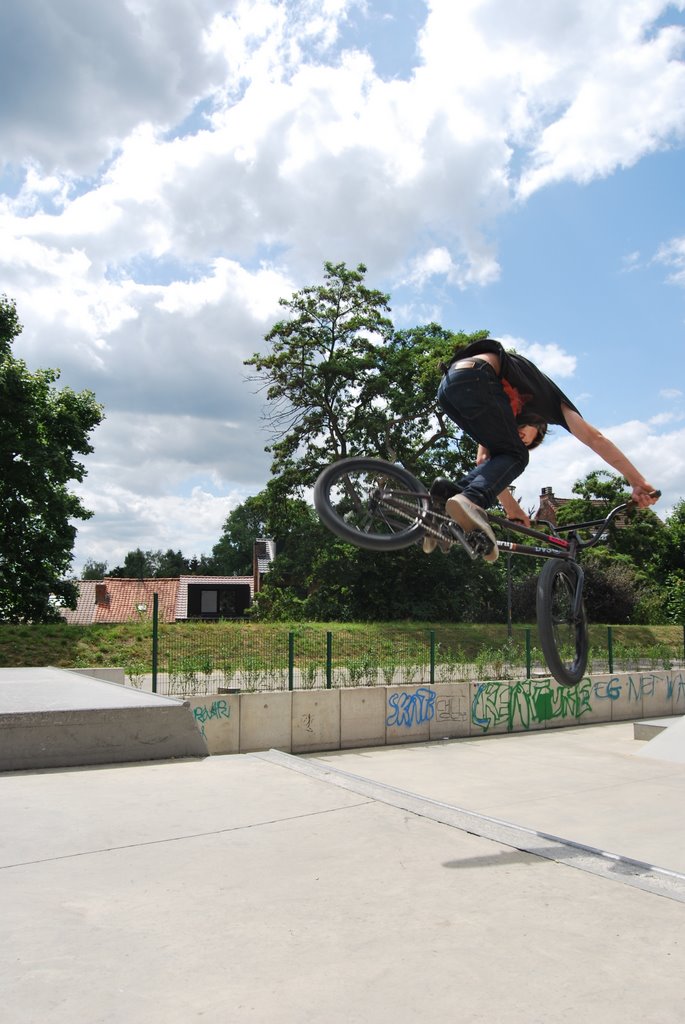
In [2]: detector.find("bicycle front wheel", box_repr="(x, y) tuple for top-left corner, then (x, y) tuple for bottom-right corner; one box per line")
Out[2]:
(536, 560), (589, 686)
(313, 458), (430, 551)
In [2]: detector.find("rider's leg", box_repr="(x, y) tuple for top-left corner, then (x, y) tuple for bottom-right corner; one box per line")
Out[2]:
(435, 363), (530, 561)
(437, 363), (529, 507)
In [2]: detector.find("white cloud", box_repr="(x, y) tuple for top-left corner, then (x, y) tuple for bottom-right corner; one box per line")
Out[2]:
(498, 335), (577, 378)
(656, 235), (685, 284)
(2, 0), (684, 570)
(516, 419), (685, 521)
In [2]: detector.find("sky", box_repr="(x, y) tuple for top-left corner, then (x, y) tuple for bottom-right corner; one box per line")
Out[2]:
(1, 0), (684, 574)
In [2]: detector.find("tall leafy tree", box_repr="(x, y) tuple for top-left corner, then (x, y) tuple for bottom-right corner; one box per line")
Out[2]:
(82, 559), (108, 580)
(0, 295), (103, 622)
(108, 548), (195, 578)
(245, 261), (484, 487)
(242, 262), (505, 622)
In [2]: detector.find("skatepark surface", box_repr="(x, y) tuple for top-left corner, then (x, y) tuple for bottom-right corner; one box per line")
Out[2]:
(2, 718), (685, 1023)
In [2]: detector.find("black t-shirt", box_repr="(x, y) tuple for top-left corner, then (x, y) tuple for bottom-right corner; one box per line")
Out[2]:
(449, 338), (581, 431)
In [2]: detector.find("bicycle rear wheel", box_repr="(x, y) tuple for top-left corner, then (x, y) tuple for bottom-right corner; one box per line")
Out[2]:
(314, 458), (430, 551)
(536, 560), (589, 686)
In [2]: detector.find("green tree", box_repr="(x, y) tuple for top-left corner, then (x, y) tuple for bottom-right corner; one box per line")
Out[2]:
(82, 559), (108, 580)
(109, 548), (194, 578)
(658, 499), (685, 575)
(0, 296), (103, 622)
(245, 261), (484, 487)
(109, 548), (154, 579)
(555, 470), (665, 577)
(209, 494), (270, 575)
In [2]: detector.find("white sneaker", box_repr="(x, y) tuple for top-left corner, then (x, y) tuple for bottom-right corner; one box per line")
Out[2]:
(422, 535), (451, 554)
(445, 495), (499, 562)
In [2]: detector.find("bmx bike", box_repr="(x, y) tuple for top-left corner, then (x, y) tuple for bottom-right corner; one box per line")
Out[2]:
(314, 457), (659, 688)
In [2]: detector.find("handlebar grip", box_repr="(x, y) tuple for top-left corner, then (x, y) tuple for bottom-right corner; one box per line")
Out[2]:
(649, 489), (661, 498)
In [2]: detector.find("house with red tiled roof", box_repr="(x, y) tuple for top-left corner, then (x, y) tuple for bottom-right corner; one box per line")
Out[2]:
(60, 539), (276, 625)
(60, 578), (180, 625)
(535, 487), (627, 528)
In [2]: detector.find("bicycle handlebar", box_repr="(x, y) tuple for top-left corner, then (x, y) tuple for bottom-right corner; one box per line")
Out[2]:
(547, 489), (661, 551)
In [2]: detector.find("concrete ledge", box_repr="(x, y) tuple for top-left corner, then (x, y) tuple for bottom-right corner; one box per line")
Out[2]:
(184, 671), (685, 756)
(634, 716), (683, 741)
(0, 704), (208, 771)
(5, 669), (684, 768)
(70, 667), (126, 685)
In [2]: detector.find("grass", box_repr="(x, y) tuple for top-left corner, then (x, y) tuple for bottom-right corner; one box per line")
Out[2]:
(0, 620), (682, 674)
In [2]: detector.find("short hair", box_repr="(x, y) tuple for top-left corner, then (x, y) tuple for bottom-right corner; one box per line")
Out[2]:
(516, 412), (548, 450)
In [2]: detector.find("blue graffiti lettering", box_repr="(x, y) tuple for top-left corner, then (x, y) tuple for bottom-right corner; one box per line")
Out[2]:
(193, 699), (231, 739)
(386, 687), (436, 728)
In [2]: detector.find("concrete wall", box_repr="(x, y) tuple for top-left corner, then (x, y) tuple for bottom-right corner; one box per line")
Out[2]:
(0, 704), (208, 771)
(70, 667), (126, 685)
(186, 669), (685, 755)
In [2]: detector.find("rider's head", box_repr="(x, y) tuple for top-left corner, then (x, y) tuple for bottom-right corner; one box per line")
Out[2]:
(516, 413), (547, 450)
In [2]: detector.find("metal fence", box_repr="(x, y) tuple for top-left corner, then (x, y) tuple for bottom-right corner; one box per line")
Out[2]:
(149, 617), (685, 697)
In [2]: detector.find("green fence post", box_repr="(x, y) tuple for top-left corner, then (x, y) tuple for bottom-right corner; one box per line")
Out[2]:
(151, 593), (159, 694)
(288, 631), (295, 692)
(525, 627), (531, 679)
(326, 631), (333, 689)
(429, 630), (435, 685)
(607, 626), (614, 674)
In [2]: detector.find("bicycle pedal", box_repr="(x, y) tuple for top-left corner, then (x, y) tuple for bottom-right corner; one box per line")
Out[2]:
(471, 530), (499, 563)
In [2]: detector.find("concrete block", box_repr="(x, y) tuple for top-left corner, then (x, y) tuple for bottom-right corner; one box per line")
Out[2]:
(542, 678), (597, 730)
(292, 690), (341, 753)
(470, 678), (547, 735)
(588, 676), (621, 725)
(385, 685), (434, 745)
(641, 672), (675, 718)
(239, 692), (291, 753)
(610, 673), (644, 721)
(634, 719), (672, 741)
(187, 693), (239, 755)
(0, 705), (207, 772)
(672, 671), (685, 714)
(70, 667), (126, 685)
(430, 684), (471, 740)
(340, 687), (387, 749)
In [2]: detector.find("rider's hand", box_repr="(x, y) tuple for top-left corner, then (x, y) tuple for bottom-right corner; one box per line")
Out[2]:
(631, 484), (659, 508)
(476, 445), (489, 466)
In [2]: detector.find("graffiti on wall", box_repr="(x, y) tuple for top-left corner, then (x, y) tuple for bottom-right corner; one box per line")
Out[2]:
(386, 686), (436, 728)
(472, 679), (593, 733)
(193, 699), (231, 739)
(436, 694), (469, 724)
(473, 671), (685, 734)
(384, 671), (684, 735)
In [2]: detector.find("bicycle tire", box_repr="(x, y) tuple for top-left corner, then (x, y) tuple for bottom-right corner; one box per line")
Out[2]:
(313, 458), (430, 551)
(536, 559), (589, 687)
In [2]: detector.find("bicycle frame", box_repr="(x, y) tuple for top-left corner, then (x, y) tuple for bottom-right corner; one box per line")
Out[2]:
(314, 457), (659, 687)
(434, 499), (637, 622)
(484, 498), (633, 562)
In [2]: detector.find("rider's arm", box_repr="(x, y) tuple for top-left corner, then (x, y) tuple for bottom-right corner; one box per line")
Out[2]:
(561, 405), (658, 507)
(476, 444), (489, 465)
(497, 488), (531, 527)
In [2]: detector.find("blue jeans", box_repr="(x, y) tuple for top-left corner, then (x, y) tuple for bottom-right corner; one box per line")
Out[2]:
(437, 363), (529, 509)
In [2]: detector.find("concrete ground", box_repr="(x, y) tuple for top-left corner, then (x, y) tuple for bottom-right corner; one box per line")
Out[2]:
(2, 721), (685, 1023)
